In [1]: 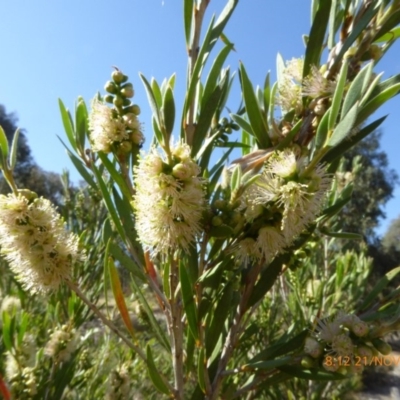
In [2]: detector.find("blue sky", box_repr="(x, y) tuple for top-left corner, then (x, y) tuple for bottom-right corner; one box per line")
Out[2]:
(0, 0), (399, 235)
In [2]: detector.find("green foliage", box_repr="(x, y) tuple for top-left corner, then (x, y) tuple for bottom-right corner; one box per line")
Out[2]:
(1, 1), (400, 399)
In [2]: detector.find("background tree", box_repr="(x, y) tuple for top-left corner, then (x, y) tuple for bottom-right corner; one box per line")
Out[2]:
(0, 104), (64, 205)
(337, 131), (398, 242)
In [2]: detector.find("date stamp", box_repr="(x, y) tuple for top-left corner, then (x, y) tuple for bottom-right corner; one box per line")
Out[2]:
(324, 355), (400, 367)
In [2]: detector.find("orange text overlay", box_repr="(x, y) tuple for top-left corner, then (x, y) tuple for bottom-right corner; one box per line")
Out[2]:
(324, 355), (400, 367)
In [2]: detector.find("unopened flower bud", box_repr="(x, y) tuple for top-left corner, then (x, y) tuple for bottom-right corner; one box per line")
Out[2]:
(121, 87), (134, 98)
(356, 345), (373, 359)
(301, 356), (316, 368)
(172, 163), (191, 180)
(304, 337), (323, 358)
(212, 216), (223, 226)
(104, 94), (114, 104)
(113, 96), (124, 107)
(17, 189), (38, 202)
(130, 130), (144, 145)
(105, 81), (118, 94)
(369, 45), (382, 61)
(118, 141), (132, 154)
(112, 70), (126, 84)
(214, 199), (227, 211)
(372, 338), (392, 355)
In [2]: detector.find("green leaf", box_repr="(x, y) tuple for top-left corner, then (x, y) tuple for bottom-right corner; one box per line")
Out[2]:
(263, 73), (271, 115)
(17, 312), (29, 347)
(230, 114), (254, 136)
(184, 0), (194, 48)
(202, 45), (232, 108)
(356, 83), (400, 124)
(91, 164), (126, 242)
(58, 137), (97, 191)
(230, 164), (241, 191)
(197, 348), (207, 394)
(342, 62), (373, 116)
(180, 261), (199, 341)
(244, 356), (293, 370)
(249, 256), (286, 307)
(360, 266), (400, 311)
(9, 128), (20, 170)
(239, 62), (270, 148)
(212, 0), (238, 45)
(303, 0), (332, 78)
(1, 312), (13, 351)
(0, 125), (9, 159)
(278, 366), (345, 381)
(108, 241), (144, 280)
(98, 153), (131, 200)
(130, 275), (170, 351)
(152, 116), (164, 146)
(321, 230), (362, 240)
(75, 97), (88, 151)
(328, 60), (348, 131)
(327, 102), (358, 147)
(146, 345), (172, 395)
(373, 11), (400, 42)
(375, 26), (400, 43)
(192, 79), (225, 156)
(330, 3), (380, 72)
(322, 116), (387, 164)
(140, 74), (162, 127)
(162, 86), (175, 138)
(328, 0), (339, 49)
(206, 283), (233, 357)
(315, 108), (331, 150)
(249, 330), (308, 363)
(151, 78), (163, 109)
(58, 99), (77, 151)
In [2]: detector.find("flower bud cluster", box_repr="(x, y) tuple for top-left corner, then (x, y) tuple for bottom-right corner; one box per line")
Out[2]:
(133, 143), (206, 255)
(0, 193), (84, 294)
(88, 69), (144, 154)
(277, 58), (336, 117)
(45, 323), (79, 363)
(5, 334), (38, 398)
(234, 148), (331, 264)
(303, 312), (393, 374)
(106, 363), (132, 400)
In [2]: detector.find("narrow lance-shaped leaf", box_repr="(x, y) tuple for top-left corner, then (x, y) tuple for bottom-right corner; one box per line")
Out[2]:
(58, 99), (77, 151)
(184, 0), (194, 48)
(108, 256), (136, 339)
(327, 102), (358, 147)
(162, 86), (175, 139)
(303, 0), (332, 78)
(9, 128), (20, 170)
(239, 62), (270, 148)
(180, 261), (199, 341)
(342, 62), (373, 116)
(146, 345), (172, 396)
(0, 125), (9, 159)
(328, 59), (348, 131)
(202, 45), (232, 108)
(139, 73), (162, 128)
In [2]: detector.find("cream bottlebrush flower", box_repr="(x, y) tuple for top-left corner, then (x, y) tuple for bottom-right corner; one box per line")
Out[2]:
(0, 194), (84, 294)
(45, 324), (79, 363)
(277, 58), (304, 115)
(251, 149), (331, 245)
(316, 317), (342, 343)
(1, 295), (21, 314)
(133, 143), (206, 255)
(302, 65), (337, 99)
(106, 363), (131, 400)
(88, 99), (128, 153)
(256, 225), (286, 264)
